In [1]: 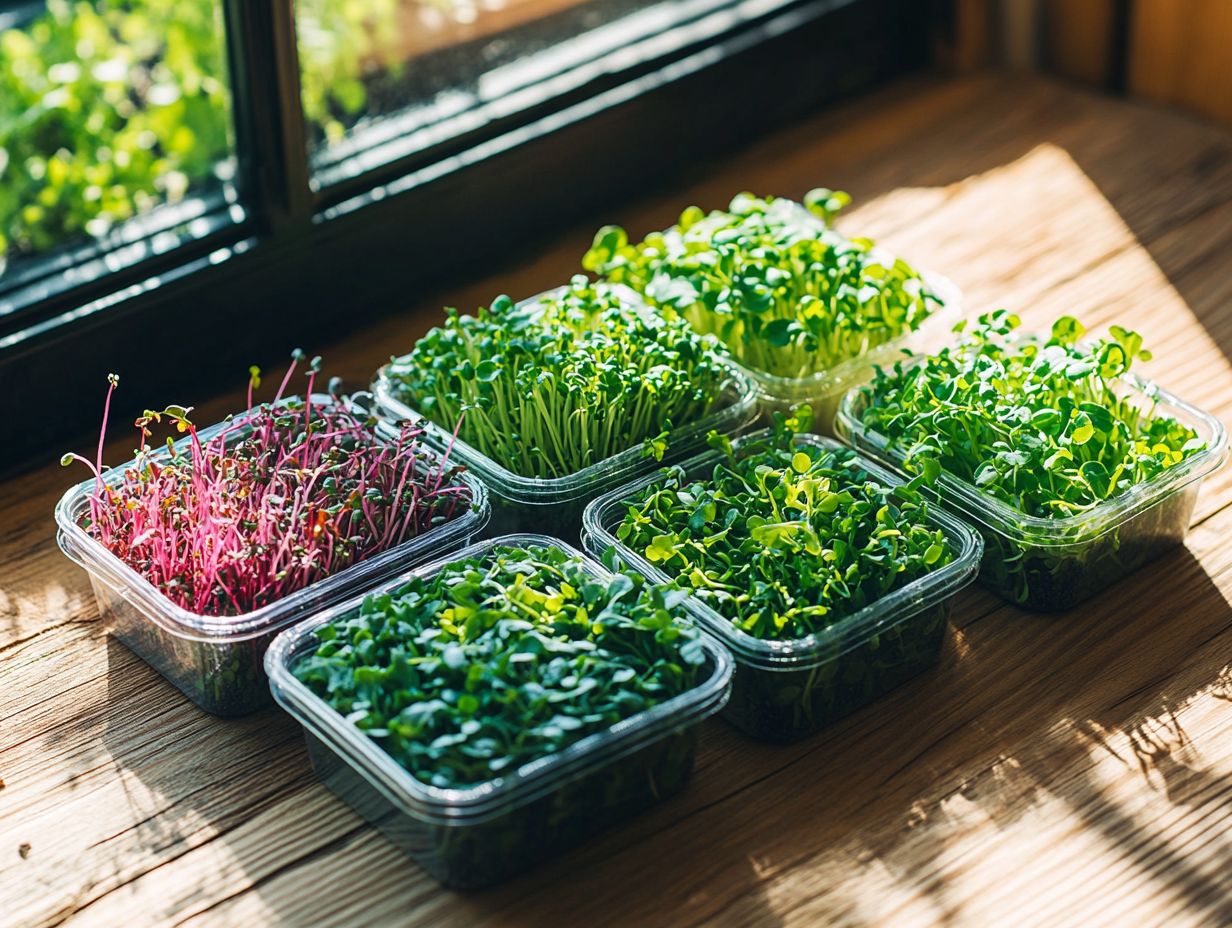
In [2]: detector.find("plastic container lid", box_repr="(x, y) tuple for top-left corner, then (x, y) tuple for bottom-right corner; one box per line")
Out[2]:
(581, 430), (983, 671)
(55, 393), (489, 644)
(264, 533), (733, 826)
(371, 283), (759, 505)
(835, 369), (1229, 547)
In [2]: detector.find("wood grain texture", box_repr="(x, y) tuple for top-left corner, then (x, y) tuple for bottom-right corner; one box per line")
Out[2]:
(1129, 0), (1232, 127)
(5, 73), (1232, 927)
(1044, 0), (1117, 87)
(948, 0), (995, 73)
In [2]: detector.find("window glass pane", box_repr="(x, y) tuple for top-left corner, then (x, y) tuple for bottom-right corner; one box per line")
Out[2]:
(294, 0), (744, 189)
(0, 0), (234, 285)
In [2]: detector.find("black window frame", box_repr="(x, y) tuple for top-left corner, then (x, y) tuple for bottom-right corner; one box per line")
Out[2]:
(0, 0), (933, 470)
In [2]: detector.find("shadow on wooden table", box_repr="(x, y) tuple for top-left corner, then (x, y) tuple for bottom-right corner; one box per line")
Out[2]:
(75, 75), (1232, 924)
(364, 553), (1232, 926)
(849, 545), (1232, 925)
(94, 636), (317, 922)
(482, 544), (1232, 926)
(83, 539), (1232, 926)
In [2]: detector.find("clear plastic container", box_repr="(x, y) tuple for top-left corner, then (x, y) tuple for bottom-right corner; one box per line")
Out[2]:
(264, 534), (733, 890)
(372, 284), (758, 540)
(581, 432), (982, 742)
(733, 270), (962, 434)
(55, 395), (489, 717)
(835, 375), (1228, 611)
(609, 200), (963, 434)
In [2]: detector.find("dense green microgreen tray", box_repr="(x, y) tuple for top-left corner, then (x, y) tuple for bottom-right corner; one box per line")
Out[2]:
(382, 275), (732, 481)
(291, 543), (707, 789)
(846, 311), (1212, 610)
(601, 411), (964, 740)
(856, 311), (1205, 518)
(583, 191), (942, 380)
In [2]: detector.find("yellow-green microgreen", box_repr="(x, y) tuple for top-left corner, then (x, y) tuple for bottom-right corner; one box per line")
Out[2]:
(583, 190), (941, 379)
(616, 411), (954, 641)
(856, 311), (1205, 518)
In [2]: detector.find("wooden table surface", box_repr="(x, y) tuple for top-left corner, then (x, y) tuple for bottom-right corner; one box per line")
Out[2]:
(6, 73), (1232, 927)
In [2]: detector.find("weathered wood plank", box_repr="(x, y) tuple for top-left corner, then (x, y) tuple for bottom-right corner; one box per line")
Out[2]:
(4, 73), (1232, 927)
(1130, 0), (1232, 129)
(1044, 0), (1118, 88)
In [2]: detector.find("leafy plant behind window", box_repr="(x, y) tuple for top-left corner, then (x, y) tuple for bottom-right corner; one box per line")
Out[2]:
(0, 0), (231, 271)
(0, 0), (402, 275)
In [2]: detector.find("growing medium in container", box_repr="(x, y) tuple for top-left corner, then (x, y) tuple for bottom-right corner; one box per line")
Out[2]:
(845, 311), (1212, 608)
(609, 410), (962, 739)
(381, 275), (735, 481)
(60, 352), (475, 712)
(289, 540), (713, 886)
(582, 190), (945, 382)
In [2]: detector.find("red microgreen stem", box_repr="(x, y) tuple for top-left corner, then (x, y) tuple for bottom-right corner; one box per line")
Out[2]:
(65, 358), (471, 617)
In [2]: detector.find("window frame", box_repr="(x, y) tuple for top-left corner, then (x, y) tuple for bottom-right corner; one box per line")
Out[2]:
(0, 0), (932, 469)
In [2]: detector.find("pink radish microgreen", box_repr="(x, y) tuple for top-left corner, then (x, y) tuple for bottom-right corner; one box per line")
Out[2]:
(62, 352), (472, 617)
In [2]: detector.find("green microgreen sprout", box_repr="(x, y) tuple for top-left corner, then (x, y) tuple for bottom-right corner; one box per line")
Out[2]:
(616, 410), (955, 641)
(384, 275), (733, 480)
(856, 311), (1206, 518)
(292, 543), (707, 789)
(583, 191), (942, 380)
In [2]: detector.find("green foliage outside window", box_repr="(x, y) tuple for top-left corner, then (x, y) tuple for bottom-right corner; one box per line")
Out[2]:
(0, 0), (405, 273)
(0, 0), (230, 269)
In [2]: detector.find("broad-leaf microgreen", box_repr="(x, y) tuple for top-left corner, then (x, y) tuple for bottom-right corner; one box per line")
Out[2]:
(851, 311), (1208, 609)
(583, 191), (942, 379)
(292, 543), (706, 789)
(616, 413), (954, 640)
(384, 275), (732, 480)
(610, 411), (956, 739)
(856, 311), (1205, 518)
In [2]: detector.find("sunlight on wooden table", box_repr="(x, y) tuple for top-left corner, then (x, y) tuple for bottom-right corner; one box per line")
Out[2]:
(4, 74), (1232, 927)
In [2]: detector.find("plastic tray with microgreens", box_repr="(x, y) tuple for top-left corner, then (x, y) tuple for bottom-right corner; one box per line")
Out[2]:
(582, 191), (959, 430)
(373, 276), (756, 536)
(56, 353), (486, 716)
(582, 409), (981, 741)
(835, 311), (1227, 610)
(265, 535), (732, 889)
